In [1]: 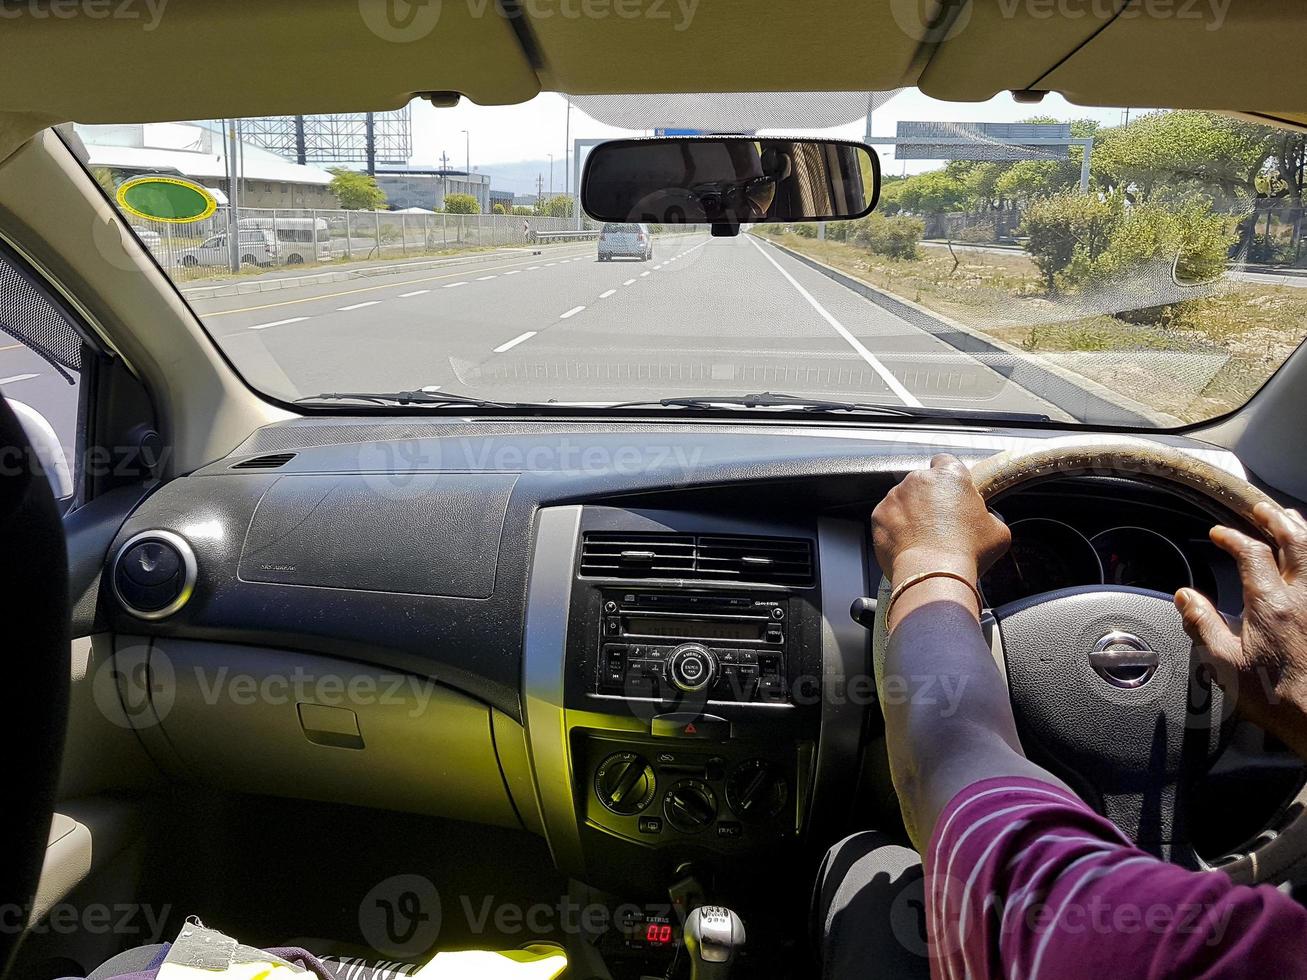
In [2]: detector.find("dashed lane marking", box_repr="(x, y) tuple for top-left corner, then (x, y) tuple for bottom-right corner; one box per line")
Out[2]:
(493, 331), (537, 353)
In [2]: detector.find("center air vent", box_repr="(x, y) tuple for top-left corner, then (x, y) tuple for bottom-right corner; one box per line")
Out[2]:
(580, 532), (813, 585)
(231, 452), (297, 470)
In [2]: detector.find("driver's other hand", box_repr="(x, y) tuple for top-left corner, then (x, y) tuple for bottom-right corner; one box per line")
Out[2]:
(872, 454), (1011, 583)
(1176, 502), (1307, 755)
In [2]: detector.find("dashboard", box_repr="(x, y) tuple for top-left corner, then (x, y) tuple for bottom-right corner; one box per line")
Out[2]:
(98, 416), (1252, 896)
(980, 480), (1238, 610)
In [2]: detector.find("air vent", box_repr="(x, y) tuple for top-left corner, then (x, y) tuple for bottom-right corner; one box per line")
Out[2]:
(111, 530), (198, 620)
(231, 452), (297, 470)
(580, 533), (696, 578)
(695, 535), (814, 585)
(580, 532), (813, 585)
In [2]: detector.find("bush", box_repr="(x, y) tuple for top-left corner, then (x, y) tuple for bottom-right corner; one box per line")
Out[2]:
(1089, 201), (1232, 286)
(1022, 192), (1122, 292)
(442, 193), (480, 215)
(850, 213), (923, 260)
(790, 223), (818, 239)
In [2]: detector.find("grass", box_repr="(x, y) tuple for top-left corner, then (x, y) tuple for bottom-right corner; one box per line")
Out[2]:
(756, 229), (1307, 423)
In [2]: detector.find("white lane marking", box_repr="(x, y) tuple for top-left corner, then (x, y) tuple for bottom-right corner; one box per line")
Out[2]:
(640, 271), (651, 277)
(560, 305), (586, 319)
(545, 262), (556, 267)
(476, 275), (497, 281)
(421, 385), (443, 392)
(654, 264), (664, 269)
(599, 289), (616, 299)
(249, 316), (308, 331)
(493, 331), (537, 353)
(623, 278), (636, 286)
(0, 372), (38, 384)
(504, 270), (521, 276)
(527, 265), (540, 270)
(747, 236), (921, 407)
(443, 281), (468, 289)
(337, 301), (380, 311)
(399, 290), (429, 298)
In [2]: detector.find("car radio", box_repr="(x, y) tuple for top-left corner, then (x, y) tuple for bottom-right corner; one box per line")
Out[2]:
(594, 591), (789, 703)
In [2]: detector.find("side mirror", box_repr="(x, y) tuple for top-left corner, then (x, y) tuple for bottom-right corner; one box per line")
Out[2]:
(6, 398), (73, 500)
(581, 137), (880, 234)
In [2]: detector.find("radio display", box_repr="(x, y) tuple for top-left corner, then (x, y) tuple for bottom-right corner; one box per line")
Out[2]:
(622, 616), (766, 641)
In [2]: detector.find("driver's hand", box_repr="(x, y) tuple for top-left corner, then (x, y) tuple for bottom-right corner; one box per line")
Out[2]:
(1176, 502), (1307, 758)
(872, 454), (1011, 583)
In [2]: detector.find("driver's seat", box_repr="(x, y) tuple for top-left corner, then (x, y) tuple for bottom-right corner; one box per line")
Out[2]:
(0, 393), (70, 977)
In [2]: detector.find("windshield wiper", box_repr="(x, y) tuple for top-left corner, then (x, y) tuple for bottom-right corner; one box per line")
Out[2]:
(608, 391), (1051, 424)
(294, 390), (528, 408)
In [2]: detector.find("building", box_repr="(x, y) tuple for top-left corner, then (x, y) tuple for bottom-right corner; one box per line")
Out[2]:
(489, 189), (515, 212)
(74, 122), (336, 210)
(374, 168), (491, 212)
(513, 193), (539, 208)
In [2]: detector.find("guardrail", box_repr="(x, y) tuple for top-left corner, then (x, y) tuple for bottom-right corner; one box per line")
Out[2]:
(530, 230), (599, 244)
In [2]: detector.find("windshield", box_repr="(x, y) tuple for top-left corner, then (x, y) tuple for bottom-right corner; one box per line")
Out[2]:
(89, 90), (1307, 427)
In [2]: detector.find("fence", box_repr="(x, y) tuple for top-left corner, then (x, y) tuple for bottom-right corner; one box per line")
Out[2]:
(127, 207), (599, 283)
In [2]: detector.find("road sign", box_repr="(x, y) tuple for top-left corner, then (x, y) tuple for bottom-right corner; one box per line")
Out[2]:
(893, 121), (1074, 161)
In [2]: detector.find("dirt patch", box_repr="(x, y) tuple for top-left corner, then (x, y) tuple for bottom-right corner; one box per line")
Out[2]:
(759, 231), (1307, 424)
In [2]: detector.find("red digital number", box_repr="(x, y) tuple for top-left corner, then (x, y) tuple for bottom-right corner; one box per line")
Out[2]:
(658, 924), (673, 943)
(646, 923), (659, 942)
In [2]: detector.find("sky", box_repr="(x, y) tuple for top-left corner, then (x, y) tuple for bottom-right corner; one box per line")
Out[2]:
(407, 89), (1141, 196)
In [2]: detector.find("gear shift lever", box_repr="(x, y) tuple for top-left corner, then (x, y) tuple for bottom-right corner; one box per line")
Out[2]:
(683, 905), (745, 980)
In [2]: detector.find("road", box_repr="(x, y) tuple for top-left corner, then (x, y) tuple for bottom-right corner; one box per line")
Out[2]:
(190, 233), (1067, 419)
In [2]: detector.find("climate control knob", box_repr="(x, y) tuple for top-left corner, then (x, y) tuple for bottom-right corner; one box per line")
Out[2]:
(726, 759), (788, 822)
(664, 779), (718, 833)
(595, 752), (657, 816)
(667, 643), (718, 693)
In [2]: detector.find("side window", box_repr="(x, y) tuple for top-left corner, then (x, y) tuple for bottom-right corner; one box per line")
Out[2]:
(0, 252), (85, 504)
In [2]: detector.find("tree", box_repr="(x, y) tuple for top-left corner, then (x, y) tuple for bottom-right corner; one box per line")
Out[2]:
(328, 168), (386, 210)
(90, 166), (118, 197)
(1023, 192), (1123, 292)
(442, 193), (480, 214)
(1093, 111), (1268, 204)
(535, 194), (574, 218)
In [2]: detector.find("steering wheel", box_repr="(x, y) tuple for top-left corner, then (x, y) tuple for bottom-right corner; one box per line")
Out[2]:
(870, 439), (1307, 887)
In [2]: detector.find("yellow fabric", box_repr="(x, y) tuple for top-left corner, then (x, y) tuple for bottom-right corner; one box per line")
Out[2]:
(411, 945), (567, 980)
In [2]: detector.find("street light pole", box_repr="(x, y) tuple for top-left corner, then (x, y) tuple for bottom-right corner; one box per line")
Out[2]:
(460, 129), (471, 207)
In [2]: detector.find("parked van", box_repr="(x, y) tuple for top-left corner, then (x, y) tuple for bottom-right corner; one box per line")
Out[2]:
(238, 216), (332, 265)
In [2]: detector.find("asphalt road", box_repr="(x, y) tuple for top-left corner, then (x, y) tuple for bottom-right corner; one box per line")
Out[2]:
(192, 233), (1067, 419)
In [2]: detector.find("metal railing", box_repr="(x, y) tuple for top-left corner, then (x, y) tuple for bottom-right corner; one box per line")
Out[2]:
(126, 206), (599, 282)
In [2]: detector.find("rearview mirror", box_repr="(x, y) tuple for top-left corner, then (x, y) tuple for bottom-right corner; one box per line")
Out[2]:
(581, 137), (880, 231)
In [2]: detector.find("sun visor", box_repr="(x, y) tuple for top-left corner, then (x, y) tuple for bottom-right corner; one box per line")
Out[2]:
(528, 0), (939, 96)
(1036, 3), (1307, 113)
(0, 0), (540, 124)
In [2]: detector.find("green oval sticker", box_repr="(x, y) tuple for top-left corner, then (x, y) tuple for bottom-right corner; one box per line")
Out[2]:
(116, 176), (218, 224)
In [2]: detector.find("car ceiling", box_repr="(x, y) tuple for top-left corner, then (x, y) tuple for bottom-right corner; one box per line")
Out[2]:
(0, 0), (1303, 129)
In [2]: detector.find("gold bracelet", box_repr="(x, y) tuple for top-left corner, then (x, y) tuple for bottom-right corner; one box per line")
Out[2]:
(886, 570), (984, 622)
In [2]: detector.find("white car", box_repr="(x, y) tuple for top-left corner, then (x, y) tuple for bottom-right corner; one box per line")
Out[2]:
(177, 228), (278, 268)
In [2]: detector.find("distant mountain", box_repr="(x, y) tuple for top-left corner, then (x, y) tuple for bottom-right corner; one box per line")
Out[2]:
(475, 157), (575, 197)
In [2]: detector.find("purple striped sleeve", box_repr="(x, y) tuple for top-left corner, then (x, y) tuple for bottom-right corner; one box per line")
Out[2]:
(923, 776), (1307, 980)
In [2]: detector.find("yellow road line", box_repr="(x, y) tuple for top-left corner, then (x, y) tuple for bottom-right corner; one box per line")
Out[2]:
(202, 246), (594, 317)
(0, 343), (23, 353)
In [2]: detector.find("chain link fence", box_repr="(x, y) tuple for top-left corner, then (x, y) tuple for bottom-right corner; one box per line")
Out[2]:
(127, 207), (599, 283)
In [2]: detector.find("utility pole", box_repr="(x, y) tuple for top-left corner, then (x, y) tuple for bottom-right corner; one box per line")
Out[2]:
(564, 97), (572, 199)
(224, 118), (241, 273)
(536, 173), (544, 201)
(438, 151), (450, 208)
(548, 154), (554, 197)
